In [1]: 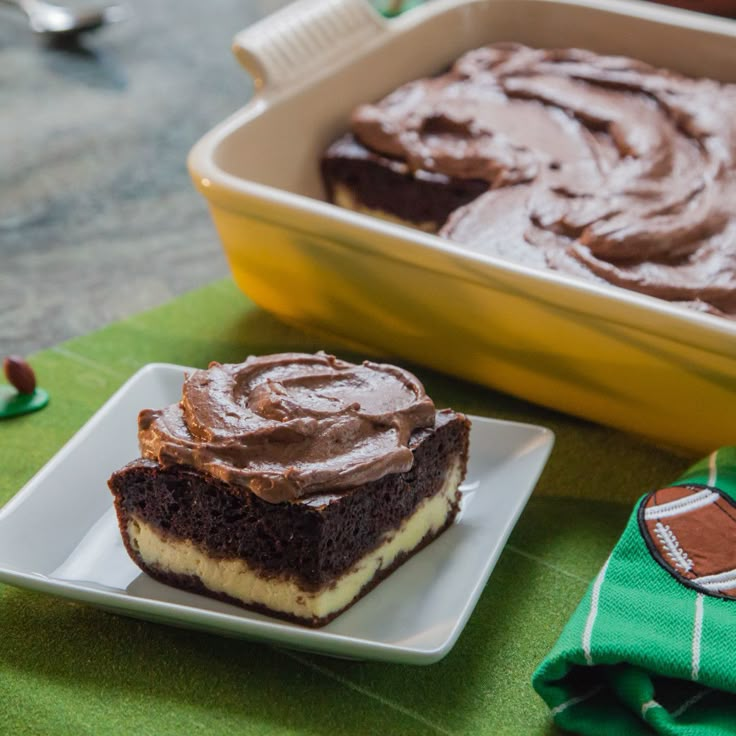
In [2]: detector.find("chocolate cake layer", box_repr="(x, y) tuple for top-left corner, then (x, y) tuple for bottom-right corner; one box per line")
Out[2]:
(109, 409), (470, 590)
(321, 134), (488, 231)
(123, 457), (464, 627)
(124, 492), (461, 628)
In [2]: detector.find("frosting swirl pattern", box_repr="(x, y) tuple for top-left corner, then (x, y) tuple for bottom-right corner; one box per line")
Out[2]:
(138, 353), (436, 503)
(351, 44), (736, 317)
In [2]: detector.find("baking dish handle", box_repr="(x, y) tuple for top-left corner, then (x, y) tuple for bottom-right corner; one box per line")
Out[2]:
(232, 0), (388, 94)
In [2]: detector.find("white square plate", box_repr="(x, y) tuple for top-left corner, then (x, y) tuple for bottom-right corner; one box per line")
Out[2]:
(0, 363), (553, 664)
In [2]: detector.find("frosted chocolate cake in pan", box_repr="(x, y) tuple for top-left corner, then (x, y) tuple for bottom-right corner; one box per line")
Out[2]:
(322, 44), (736, 319)
(108, 352), (470, 627)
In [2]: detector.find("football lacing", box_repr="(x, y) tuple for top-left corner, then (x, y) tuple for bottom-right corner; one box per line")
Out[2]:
(654, 522), (693, 572)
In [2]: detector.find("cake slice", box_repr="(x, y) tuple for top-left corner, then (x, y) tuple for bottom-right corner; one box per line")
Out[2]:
(108, 352), (470, 627)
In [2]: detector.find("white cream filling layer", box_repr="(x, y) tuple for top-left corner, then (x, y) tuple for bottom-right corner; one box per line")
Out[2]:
(333, 185), (439, 233)
(126, 460), (463, 621)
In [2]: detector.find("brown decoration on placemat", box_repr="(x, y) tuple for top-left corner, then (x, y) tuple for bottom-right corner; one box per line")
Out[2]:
(1, 356), (49, 419)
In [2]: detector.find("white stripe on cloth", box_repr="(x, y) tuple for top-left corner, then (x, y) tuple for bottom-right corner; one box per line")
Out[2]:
(583, 557), (610, 666)
(550, 685), (604, 717)
(708, 450), (718, 486)
(690, 450), (717, 682)
(672, 688), (712, 718)
(641, 700), (662, 718)
(692, 594), (704, 681)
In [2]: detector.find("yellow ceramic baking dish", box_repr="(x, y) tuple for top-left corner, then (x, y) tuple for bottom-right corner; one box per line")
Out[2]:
(188, 0), (736, 454)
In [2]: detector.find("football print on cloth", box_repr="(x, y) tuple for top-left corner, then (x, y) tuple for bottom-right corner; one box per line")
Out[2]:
(639, 484), (736, 599)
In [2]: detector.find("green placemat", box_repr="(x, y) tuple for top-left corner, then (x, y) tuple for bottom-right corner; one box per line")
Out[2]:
(0, 278), (693, 735)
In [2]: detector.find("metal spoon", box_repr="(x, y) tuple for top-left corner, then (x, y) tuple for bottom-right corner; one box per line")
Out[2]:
(2, 0), (125, 37)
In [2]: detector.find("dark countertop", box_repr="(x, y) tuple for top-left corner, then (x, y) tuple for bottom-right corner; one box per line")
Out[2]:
(1, 0), (290, 357)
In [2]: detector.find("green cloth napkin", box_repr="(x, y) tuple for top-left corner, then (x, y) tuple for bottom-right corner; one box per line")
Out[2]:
(534, 449), (736, 735)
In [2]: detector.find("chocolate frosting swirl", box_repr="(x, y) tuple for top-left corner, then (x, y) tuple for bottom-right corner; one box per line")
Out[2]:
(351, 44), (736, 317)
(138, 353), (436, 503)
